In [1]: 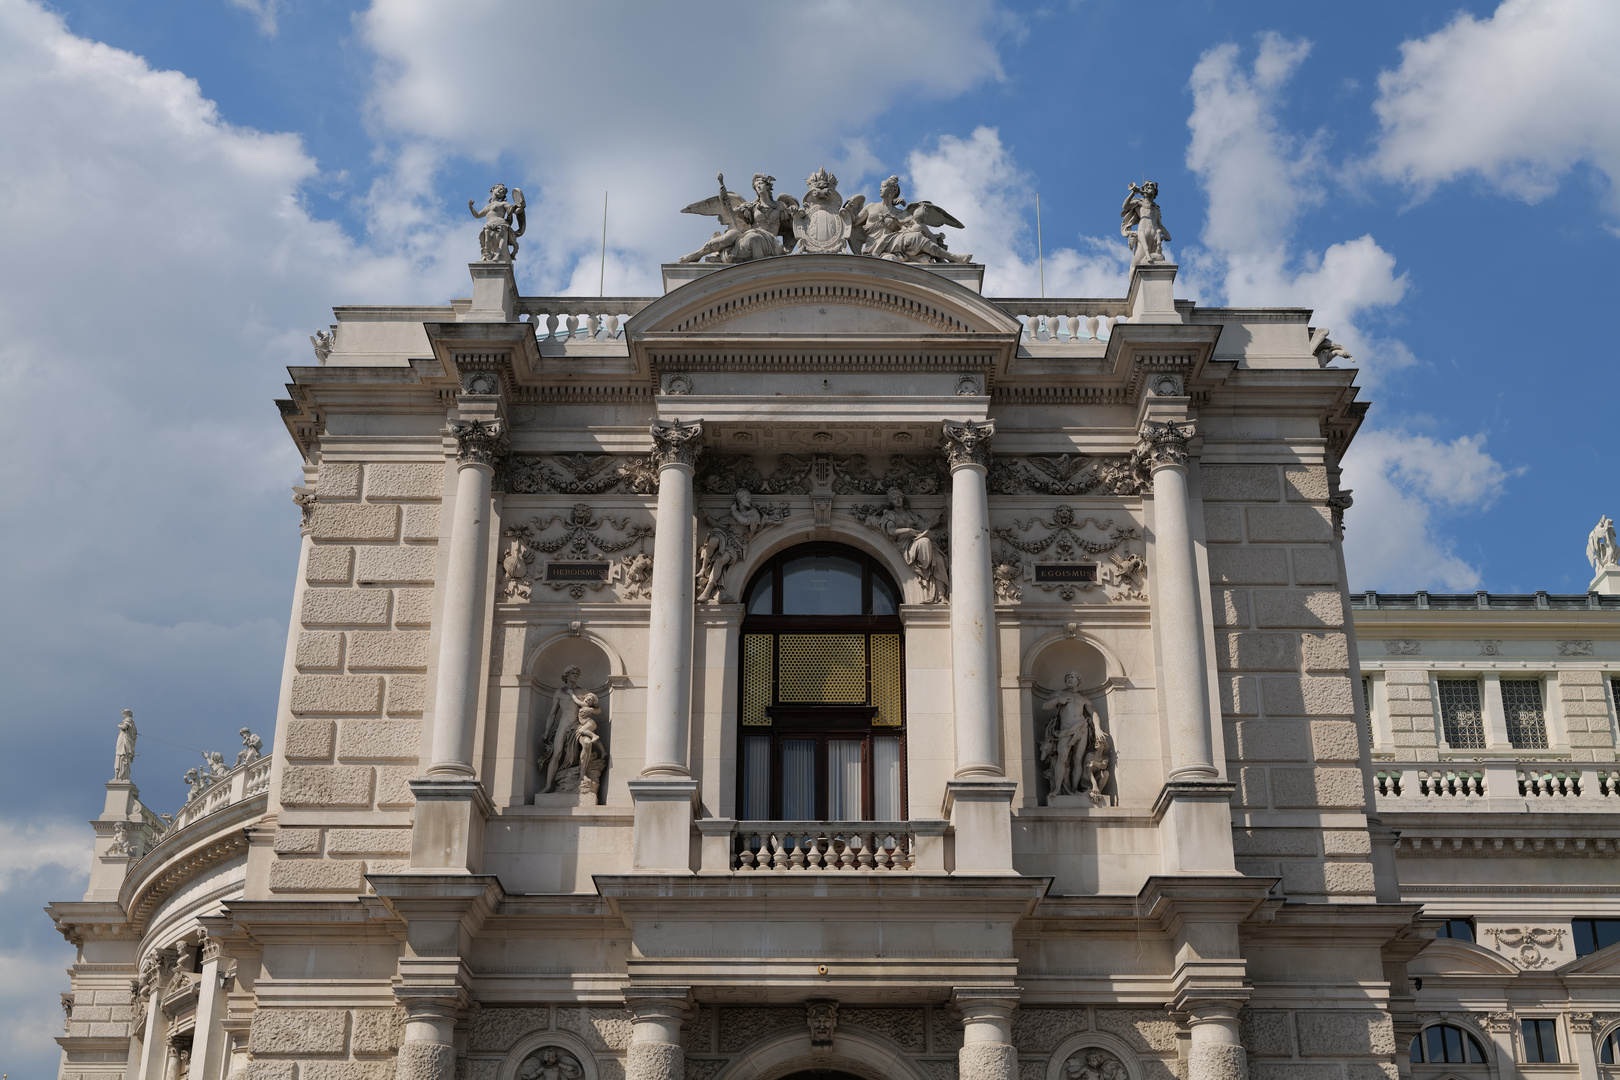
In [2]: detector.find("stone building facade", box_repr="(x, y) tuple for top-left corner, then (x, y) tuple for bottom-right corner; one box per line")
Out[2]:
(52, 194), (1571, 1080)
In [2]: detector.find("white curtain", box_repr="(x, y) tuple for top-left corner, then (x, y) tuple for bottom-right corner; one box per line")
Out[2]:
(827, 740), (863, 820)
(742, 735), (770, 820)
(781, 738), (816, 820)
(872, 736), (901, 821)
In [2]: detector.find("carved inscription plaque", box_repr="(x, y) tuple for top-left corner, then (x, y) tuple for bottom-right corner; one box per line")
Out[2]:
(1034, 564), (1098, 583)
(545, 562), (610, 583)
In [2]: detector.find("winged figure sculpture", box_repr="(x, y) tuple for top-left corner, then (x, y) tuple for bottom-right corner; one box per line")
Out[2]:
(680, 173), (799, 263)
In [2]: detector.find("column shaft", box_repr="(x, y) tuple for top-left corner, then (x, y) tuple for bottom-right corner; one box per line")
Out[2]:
(953, 987), (1020, 1080)
(642, 420), (703, 777)
(1186, 1004), (1248, 1080)
(1145, 424), (1217, 778)
(393, 1001), (458, 1080)
(428, 419), (504, 777)
(624, 986), (691, 1080)
(945, 420), (1001, 777)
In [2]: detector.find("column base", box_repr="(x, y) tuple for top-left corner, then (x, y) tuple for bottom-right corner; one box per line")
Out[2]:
(944, 780), (1018, 874)
(629, 780), (699, 873)
(408, 779), (492, 872)
(1152, 780), (1237, 874)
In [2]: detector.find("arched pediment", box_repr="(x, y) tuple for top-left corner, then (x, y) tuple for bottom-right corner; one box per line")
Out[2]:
(1410, 939), (1520, 976)
(1564, 941), (1620, 974)
(628, 255), (1022, 349)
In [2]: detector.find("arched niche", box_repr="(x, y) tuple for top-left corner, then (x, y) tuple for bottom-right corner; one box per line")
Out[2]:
(1045, 1031), (1147, 1080)
(1023, 632), (1126, 807)
(714, 1026), (931, 1080)
(527, 635), (617, 804)
(497, 1030), (601, 1080)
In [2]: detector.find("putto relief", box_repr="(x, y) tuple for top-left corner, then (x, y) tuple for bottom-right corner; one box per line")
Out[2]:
(500, 504), (655, 601)
(992, 506), (1146, 603)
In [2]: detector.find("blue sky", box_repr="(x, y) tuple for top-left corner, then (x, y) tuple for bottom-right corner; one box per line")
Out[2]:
(3, 0), (1618, 1072)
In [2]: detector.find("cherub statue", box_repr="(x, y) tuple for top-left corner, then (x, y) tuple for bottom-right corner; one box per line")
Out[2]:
(1084, 721), (1113, 806)
(310, 328), (335, 363)
(234, 728), (263, 768)
(538, 666), (583, 794)
(469, 183), (526, 262)
(1121, 180), (1171, 268)
(182, 768), (208, 803)
(858, 489), (949, 603)
(618, 551), (654, 599)
(1040, 671), (1095, 797)
(113, 709), (137, 781)
(991, 554), (1022, 603)
(107, 820), (134, 857)
(680, 173), (799, 264)
(573, 693), (603, 796)
(852, 175), (972, 263)
(1101, 549), (1147, 601)
(695, 489), (784, 603)
(202, 750), (230, 780)
(1587, 516), (1618, 571)
(518, 1048), (583, 1080)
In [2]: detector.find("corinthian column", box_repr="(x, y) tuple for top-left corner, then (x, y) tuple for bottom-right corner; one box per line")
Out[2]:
(427, 419), (506, 776)
(952, 987), (1020, 1080)
(944, 419), (1000, 777)
(1142, 420), (1217, 779)
(623, 986), (691, 1080)
(642, 419), (703, 777)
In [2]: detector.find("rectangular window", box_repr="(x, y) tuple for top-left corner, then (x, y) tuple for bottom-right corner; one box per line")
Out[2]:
(1522, 1018), (1559, 1063)
(742, 736), (771, 820)
(1501, 679), (1549, 749)
(872, 736), (902, 820)
(1434, 918), (1474, 942)
(827, 740), (863, 820)
(1573, 919), (1620, 957)
(1437, 679), (1486, 749)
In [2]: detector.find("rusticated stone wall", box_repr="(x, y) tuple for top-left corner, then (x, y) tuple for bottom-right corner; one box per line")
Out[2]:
(1239, 1007), (1398, 1079)
(1202, 462), (1376, 902)
(1559, 669), (1618, 762)
(272, 460), (442, 893)
(243, 1006), (404, 1080)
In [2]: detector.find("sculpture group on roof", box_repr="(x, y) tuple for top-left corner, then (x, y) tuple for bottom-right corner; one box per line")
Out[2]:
(678, 168), (973, 265)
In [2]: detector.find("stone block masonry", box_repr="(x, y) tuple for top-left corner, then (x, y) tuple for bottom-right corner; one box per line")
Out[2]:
(274, 459), (440, 893)
(1203, 460), (1373, 900)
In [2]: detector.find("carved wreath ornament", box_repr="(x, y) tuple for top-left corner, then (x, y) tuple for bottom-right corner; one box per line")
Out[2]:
(500, 504), (654, 600)
(993, 507), (1146, 602)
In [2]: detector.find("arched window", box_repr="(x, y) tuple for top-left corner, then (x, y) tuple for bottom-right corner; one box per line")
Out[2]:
(1409, 1024), (1488, 1064)
(738, 544), (905, 822)
(1601, 1025), (1620, 1064)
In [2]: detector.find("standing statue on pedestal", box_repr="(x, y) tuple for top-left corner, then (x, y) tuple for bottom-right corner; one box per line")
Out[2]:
(469, 184), (526, 262)
(113, 709), (137, 781)
(1587, 516), (1618, 571)
(235, 728), (263, 768)
(1120, 180), (1171, 268)
(1040, 671), (1111, 804)
(852, 176), (973, 263)
(680, 173), (798, 264)
(537, 667), (607, 796)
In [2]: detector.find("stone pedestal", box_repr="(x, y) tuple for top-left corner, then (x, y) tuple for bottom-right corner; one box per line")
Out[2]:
(1155, 781), (1239, 875)
(623, 986), (692, 1080)
(408, 780), (492, 872)
(944, 780), (1017, 874)
(1590, 566), (1620, 595)
(630, 780), (698, 873)
(464, 261), (517, 323)
(952, 987), (1020, 1080)
(1126, 262), (1181, 323)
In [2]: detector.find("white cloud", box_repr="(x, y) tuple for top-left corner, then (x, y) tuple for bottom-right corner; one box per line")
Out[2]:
(0, 819), (90, 892)
(227, 0), (281, 37)
(1340, 429), (1517, 591)
(903, 126), (1128, 297)
(1370, 0), (1620, 210)
(356, 0), (1010, 293)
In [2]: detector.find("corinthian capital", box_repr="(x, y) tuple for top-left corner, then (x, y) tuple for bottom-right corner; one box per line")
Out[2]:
(448, 419), (509, 469)
(1137, 419), (1197, 469)
(650, 418), (704, 470)
(942, 418), (994, 469)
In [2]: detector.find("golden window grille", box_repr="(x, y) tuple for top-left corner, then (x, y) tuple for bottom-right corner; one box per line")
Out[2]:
(741, 634), (773, 726)
(870, 633), (903, 726)
(777, 634), (867, 704)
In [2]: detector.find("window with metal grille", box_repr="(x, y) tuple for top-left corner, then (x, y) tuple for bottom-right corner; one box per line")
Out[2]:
(1437, 679), (1486, 749)
(737, 544), (906, 822)
(1500, 678), (1548, 749)
(1522, 1018), (1560, 1063)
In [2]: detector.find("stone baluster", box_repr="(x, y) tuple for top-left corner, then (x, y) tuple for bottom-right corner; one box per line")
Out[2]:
(952, 987), (1020, 1080)
(392, 993), (460, 1080)
(945, 419), (1000, 777)
(1185, 1002), (1248, 1080)
(427, 418), (507, 776)
(1141, 419), (1217, 780)
(623, 986), (692, 1080)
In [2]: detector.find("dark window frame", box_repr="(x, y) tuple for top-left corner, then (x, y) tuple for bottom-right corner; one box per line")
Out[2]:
(1521, 1018), (1559, 1063)
(1572, 918), (1620, 957)
(1410, 1024), (1488, 1064)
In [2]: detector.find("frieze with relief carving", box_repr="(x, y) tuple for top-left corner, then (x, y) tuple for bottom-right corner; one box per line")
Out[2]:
(506, 453), (659, 496)
(1486, 926), (1567, 969)
(993, 507), (1146, 602)
(501, 504), (654, 600)
(696, 453), (815, 496)
(988, 454), (1150, 498)
(831, 453), (950, 496)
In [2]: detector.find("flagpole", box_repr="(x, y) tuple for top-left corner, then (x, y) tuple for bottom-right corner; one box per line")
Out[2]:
(1035, 191), (1045, 299)
(599, 191), (608, 298)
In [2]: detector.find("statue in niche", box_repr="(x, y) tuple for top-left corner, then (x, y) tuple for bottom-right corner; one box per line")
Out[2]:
(1120, 180), (1171, 268)
(680, 173), (798, 264)
(517, 1048), (583, 1080)
(1061, 1048), (1128, 1080)
(1587, 515), (1618, 570)
(857, 489), (949, 603)
(113, 709), (137, 781)
(696, 489), (787, 603)
(1040, 671), (1110, 803)
(468, 183), (526, 262)
(852, 175), (972, 263)
(537, 666), (607, 796)
(234, 728), (263, 768)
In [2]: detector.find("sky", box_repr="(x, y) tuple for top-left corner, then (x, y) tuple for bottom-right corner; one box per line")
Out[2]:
(3, 0), (1619, 1072)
